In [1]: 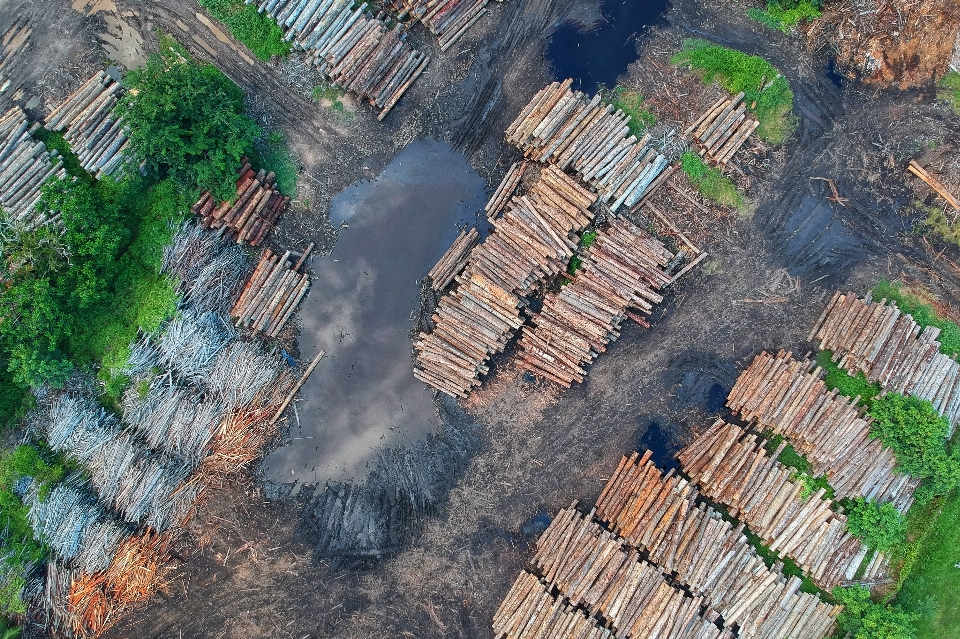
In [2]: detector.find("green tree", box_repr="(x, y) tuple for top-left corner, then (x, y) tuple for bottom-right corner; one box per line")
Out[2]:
(834, 586), (916, 639)
(846, 497), (908, 553)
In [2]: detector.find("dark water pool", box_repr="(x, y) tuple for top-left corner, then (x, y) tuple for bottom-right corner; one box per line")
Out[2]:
(547, 0), (670, 95)
(260, 139), (487, 486)
(638, 421), (679, 472)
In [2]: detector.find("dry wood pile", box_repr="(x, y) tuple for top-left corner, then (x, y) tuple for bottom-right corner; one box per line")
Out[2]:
(728, 350), (918, 511)
(414, 166), (596, 397)
(389, 0), (490, 51)
(518, 217), (675, 386)
(485, 161), (525, 221)
(493, 572), (613, 639)
(679, 420), (881, 589)
(192, 162), (290, 246)
(428, 228), (479, 292)
(531, 507), (730, 639)
(251, 0), (429, 119)
(594, 451), (840, 639)
(231, 248), (311, 336)
(683, 92), (759, 166)
(809, 291), (960, 436)
(506, 80), (669, 211)
(162, 220), (249, 313)
(43, 70), (128, 178)
(0, 106), (66, 227)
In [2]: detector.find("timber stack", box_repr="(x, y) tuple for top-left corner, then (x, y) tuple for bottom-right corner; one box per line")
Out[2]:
(251, 0), (429, 119)
(485, 161), (525, 221)
(593, 451), (841, 639)
(493, 572), (613, 639)
(809, 291), (960, 436)
(414, 165), (597, 397)
(518, 217), (675, 386)
(428, 228), (479, 292)
(44, 70), (128, 178)
(389, 0), (490, 51)
(683, 92), (759, 165)
(231, 247), (311, 337)
(679, 420), (882, 589)
(192, 161), (290, 246)
(0, 106), (66, 227)
(506, 79), (669, 211)
(727, 350), (918, 511)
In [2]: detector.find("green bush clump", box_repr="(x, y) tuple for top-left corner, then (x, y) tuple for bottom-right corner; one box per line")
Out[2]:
(816, 350), (881, 406)
(671, 40), (797, 143)
(251, 131), (298, 197)
(872, 280), (960, 358)
(580, 230), (598, 249)
(602, 87), (656, 138)
(833, 585), (916, 639)
(938, 71), (960, 115)
(199, 0), (291, 61)
(28, 129), (93, 184)
(748, 0), (822, 34)
(680, 151), (743, 208)
(846, 497), (908, 553)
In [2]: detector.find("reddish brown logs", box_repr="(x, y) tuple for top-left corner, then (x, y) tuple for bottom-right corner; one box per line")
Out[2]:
(231, 249), (310, 337)
(191, 162), (289, 247)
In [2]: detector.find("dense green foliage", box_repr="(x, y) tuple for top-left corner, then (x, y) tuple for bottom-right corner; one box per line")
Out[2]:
(748, 0), (822, 33)
(198, 0), (290, 61)
(672, 40), (797, 143)
(938, 71), (960, 115)
(763, 432), (834, 499)
(0, 618), (20, 638)
(846, 497), (908, 553)
(602, 87), (656, 138)
(680, 151), (743, 208)
(834, 586), (916, 639)
(28, 129), (93, 184)
(115, 36), (260, 201)
(872, 280), (960, 358)
(250, 131), (298, 197)
(816, 350), (881, 406)
(580, 230), (598, 249)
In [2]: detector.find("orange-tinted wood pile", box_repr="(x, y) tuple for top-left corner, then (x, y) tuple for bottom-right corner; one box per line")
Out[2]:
(191, 162), (290, 246)
(231, 247), (311, 336)
(728, 350), (918, 512)
(428, 228), (479, 292)
(683, 92), (759, 166)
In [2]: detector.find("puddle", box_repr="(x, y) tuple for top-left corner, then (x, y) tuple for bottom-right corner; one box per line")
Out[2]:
(547, 0), (669, 94)
(520, 510), (552, 537)
(706, 383), (728, 413)
(826, 58), (844, 89)
(261, 138), (486, 486)
(638, 421), (679, 472)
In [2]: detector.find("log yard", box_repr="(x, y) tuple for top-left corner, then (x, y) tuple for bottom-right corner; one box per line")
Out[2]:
(1, 0), (960, 637)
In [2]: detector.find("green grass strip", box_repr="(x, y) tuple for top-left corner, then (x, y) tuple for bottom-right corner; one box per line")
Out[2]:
(680, 151), (743, 209)
(747, 0), (822, 34)
(601, 87), (656, 139)
(199, 0), (291, 61)
(939, 71), (960, 115)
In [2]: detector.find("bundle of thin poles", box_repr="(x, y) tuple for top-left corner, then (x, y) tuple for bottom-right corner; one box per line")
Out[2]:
(684, 92), (760, 166)
(162, 220), (248, 314)
(0, 106), (66, 228)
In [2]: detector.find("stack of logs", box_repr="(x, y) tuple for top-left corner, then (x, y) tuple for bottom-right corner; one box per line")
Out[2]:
(493, 572), (613, 639)
(0, 106), (65, 227)
(231, 247), (312, 337)
(684, 92), (760, 166)
(389, 0), (490, 51)
(192, 161), (290, 246)
(518, 217), (675, 386)
(44, 70), (128, 178)
(428, 228), (479, 292)
(506, 79), (668, 211)
(727, 350), (919, 512)
(251, 0), (429, 119)
(809, 291), (960, 436)
(594, 451), (841, 639)
(485, 161), (525, 221)
(679, 420), (882, 589)
(413, 166), (597, 397)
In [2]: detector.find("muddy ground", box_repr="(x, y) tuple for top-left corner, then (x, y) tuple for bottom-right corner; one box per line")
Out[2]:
(4, 0), (960, 637)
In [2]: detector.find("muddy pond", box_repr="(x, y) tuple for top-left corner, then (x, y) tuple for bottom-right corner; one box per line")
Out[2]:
(261, 139), (486, 487)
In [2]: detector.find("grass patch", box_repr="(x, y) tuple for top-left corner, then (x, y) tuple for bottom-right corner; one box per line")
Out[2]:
(748, 0), (822, 33)
(816, 350), (881, 406)
(938, 71), (960, 115)
(872, 280), (960, 358)
(763, 431), (835, 499)
(198, 0), (291, 61)
(601, 87), (656, 138)
(672, 39), (797, 144)
(29, 129), (93, 184)
(250, 131), (298, 197)
(922, 200), (960, 247)
(680, 151), (743, 208)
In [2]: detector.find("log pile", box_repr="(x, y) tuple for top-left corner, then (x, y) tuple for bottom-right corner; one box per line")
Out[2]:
(532, 507), (730, 639)
(809, 291), (960, 436)
(679, 420), (878, 589)
(683, 92), (759, 165)
(506, 80), (669, 211)
(727, 350), (918, 511)
(43, 70), (128, 178)
(428, 228), (479, 292)
(594, 451), (840, 639)
(0, 106), (66, 227)
(251, 0), (429, 119)
(389, 0), (490, 51)
(518, 217), (675, 386)
(492, 572), (612, 639)
(485, 161), (525, 221)
(192, 162), (290, 246)
(414, 166), (597, 397)
(231, 248), (311, 336)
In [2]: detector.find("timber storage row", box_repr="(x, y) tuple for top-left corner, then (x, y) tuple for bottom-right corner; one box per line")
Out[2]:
(231, 247), (311, 336)
(0, 106), (66, 227)
(389, 0), (491, 51)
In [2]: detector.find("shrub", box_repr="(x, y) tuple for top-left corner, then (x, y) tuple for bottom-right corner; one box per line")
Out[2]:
(939, 71), (960, 115)
(602, 87), (656, 138)
(816, 349), (881, 406)
(834, 586), (916, 639)
(250, 131), (298, 197)
(846, 497), (908, 553)
(872, 280), (960, 358)
(198, 0), (291, 61)
(748, 0), (823, 34)
(671, 40), (797, 143)
(680, 151), (743, 208)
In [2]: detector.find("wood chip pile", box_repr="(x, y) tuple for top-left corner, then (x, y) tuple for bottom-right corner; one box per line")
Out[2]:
(413, 166), (597, 397)
(492, 572), (613, 639)
(428, 228), (479, 292)
(683, 92), (759, 166)
(506, 79), (669, 211)
(593, 451), (840, 639)
(389, 0), (490, 51)
(679, 420), (882, 589)
(0, 106), (66, 227)
(192, 161), (290, 246)
(231, 248), (311, 336)
(251, 0), (429, 119)
(728, 349), (918, 511)
(809, 291), (960, 436)
(518, 217), (675, 386)
(43, 70), (128, 178)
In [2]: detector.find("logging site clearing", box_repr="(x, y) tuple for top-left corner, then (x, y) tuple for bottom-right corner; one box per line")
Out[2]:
(1, 0), (960, 638)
